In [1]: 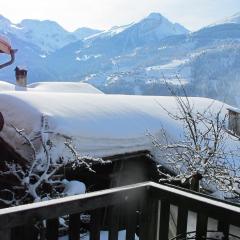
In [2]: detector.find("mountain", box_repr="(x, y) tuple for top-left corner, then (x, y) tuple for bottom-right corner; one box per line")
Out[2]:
(0, 15), (13, 33)
(0, 12), (240, 106)
(84, 12), (189, 55)
(88, 13), (188, 40)
(74, 13), (240, 105)
(19, 19), (77, 53)
(45, 12), (189, 78)
(210, 12), (240, 26)
(0, 16), (78, 53)
(0, 16), (103, 53)
(73, 27), (102, 39)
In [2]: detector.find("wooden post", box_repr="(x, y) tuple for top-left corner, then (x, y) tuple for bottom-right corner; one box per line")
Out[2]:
(46, 218), (59, 240)
(90, 209), (101, 240)
(108, 206), (119, 240)
(176, 207), (188, 239)
(139, 195), (158, 240)
(196, 213), (208, 240)
(126, 201), (137, 240)
(69, 213), (81, 240)
(218, 221), (229, 240)
(158, 199), (170, 240)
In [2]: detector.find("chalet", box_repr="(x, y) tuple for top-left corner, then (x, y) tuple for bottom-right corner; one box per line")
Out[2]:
(0, 81), (239, 239)
(0, 81), (180, 203)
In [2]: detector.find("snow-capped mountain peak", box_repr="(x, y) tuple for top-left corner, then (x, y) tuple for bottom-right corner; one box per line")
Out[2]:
(140, 12), (189, 36)
(0, 15), (79, 53)
(145, 12), (163, 20)
(87, 12), (189, 45)
(20, 19), (68, 32)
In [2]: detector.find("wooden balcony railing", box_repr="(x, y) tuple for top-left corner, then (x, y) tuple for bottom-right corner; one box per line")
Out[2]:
(0, 181), (240, 240)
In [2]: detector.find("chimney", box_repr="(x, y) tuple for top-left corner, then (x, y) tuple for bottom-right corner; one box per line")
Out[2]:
(15, 66), (27, 87)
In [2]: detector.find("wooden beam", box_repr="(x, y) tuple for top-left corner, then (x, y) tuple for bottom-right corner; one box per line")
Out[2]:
(0, 182), (149, 230)
(0, 181), (240, 237)
(103, 150), (151, 162)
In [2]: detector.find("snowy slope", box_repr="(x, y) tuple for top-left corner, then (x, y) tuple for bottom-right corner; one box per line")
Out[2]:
(210, 12), (240, 26)
(0, 16), (76, 52)
(0, 15), (102, 53)
(19, 19), (77, 53)
(73, 27), (102, 40)
(44, 12), (190, 84)
(88, 13), (188, 42)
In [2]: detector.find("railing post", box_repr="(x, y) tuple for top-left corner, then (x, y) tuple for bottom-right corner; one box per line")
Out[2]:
(126, 201), (137, 240)
(108, 206), (119, 240)
(218, 221), (229, 240)
(139, 192), (159, 240)
(46, 218), (59, 240)
(159, 199), (170, 240)
(90, 209), (101, 240)
(176, 207), (188, 239)
(196, 213), (208, 240)
(69, 213), (81, 240)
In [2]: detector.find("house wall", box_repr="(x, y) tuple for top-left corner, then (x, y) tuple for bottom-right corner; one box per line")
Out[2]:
(63, 151), (158, 191)
(228, 110), (240, 136)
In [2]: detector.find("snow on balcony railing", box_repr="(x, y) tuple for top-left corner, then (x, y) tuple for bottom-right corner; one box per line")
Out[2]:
(0, 181), (239, 240)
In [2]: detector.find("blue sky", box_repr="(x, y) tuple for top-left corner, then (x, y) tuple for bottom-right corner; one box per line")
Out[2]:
(1, 0), (240, 31)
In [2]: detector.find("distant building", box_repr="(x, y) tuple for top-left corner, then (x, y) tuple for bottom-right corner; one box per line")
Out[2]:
(228, 107), (240, 136)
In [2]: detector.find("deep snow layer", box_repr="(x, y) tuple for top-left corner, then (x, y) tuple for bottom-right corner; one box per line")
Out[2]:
(0, 87), (228, 159)
(0, 81), (104, 94)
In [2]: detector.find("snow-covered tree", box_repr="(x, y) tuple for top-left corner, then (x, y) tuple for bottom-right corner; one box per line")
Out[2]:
(151, 85), (240, 200)
(0, 115), (106, 206)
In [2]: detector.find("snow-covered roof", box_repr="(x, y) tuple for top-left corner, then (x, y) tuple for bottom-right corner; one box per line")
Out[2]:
(227, 106), (240, 114)
(0, 81), (104, 94)
(0, 85), (228, 160)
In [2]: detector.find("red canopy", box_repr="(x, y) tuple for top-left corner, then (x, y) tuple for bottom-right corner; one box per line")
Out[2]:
(0, 37), (12, 55)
